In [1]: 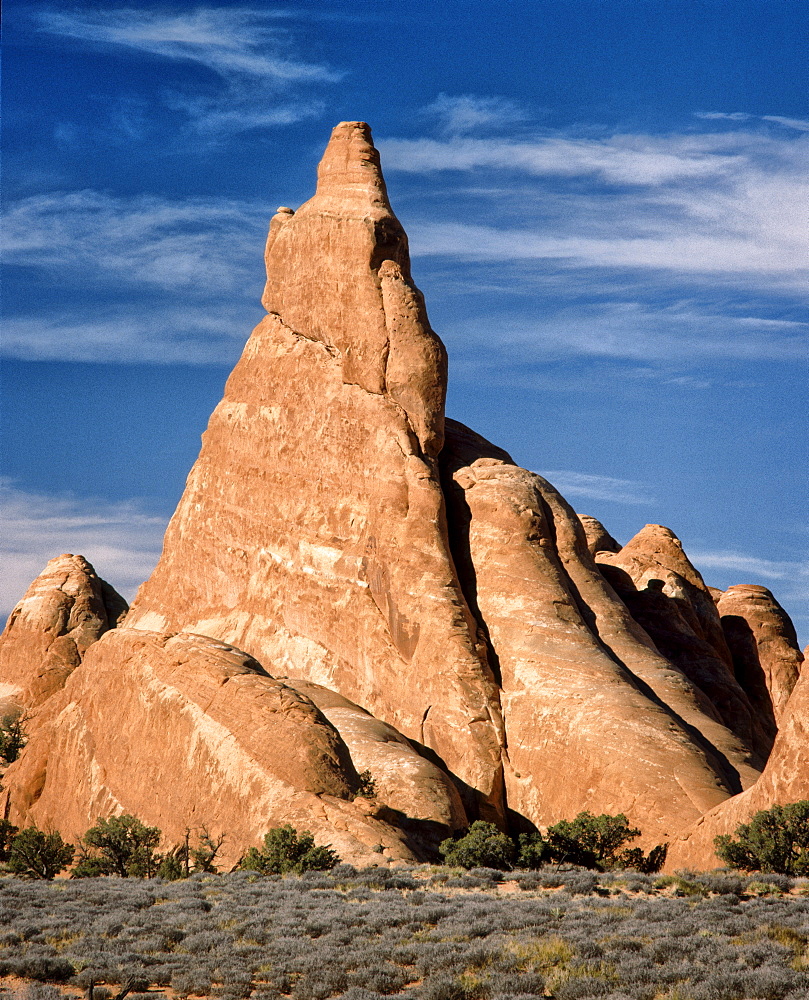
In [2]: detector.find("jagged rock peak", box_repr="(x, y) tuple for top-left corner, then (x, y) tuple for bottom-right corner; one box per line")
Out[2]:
(261, 121), (444, 455)
(313, 121), (393, 212)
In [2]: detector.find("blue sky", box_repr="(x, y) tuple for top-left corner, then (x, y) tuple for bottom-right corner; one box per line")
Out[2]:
(2, 0), (808, 643)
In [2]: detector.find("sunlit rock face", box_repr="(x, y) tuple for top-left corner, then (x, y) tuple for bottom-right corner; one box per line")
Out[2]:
(0, 553), (127, 712)
(1, 629), (431, 867)
(125, 121), (506, 821)
(1, 122), (803, 866)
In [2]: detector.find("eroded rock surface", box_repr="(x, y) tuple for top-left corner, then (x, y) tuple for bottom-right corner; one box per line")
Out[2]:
(579, 515), (620, 555)
(717, 585), (802, 727)
(2, 630), (423, 867)
(2, 123), (802, 865)
(287, 678), (467, 839)
(0, 554), (127, 711)
(126, 122), (505, 820)
(596, 526), (772, 761)
(440, 421), (752, 844)
(668, 665), (809, 870)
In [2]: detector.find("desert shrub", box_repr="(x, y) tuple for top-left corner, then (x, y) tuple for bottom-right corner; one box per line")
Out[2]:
(0, 817), (19, 861)
(355, 770), (377, 798)
(0, 710), (27, 764)
(545, 812), (666, 872)
(7, 827), (75, 879)
(73, 814), (162, 878)
(515, 830), (550, 869)
(439, 821), (516, 870)
(24, 986), (62, 1000)
(715, 801), (809, 875)
(239, 825), (340, 875)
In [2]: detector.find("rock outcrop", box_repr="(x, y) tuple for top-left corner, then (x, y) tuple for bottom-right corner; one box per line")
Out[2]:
(287, 678), (467, 837)
(579, 515), (620, 556)
(0, 554), (127, 712)
(441, 421), (761, 842)
(1, 630), (429, 867)
(596, 526), (773, 762)
(1, 122), (802, 868)
(717, 585), (802, 727)
(668, 664), (809, 870)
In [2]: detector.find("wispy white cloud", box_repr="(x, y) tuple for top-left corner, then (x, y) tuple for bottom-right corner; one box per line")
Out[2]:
(35, 6), (342, 134)
(3, 189), (268, 294)
(538, 471), (655, 505)
(687, 549), (809, 583)
(2, 188), (273, 363)
(0, 481), (168, 618)
(384, 128), (808, 293)
(696, 111), (809, 132)
(762, 115), (809, 132)
(380, 132), (754, 185)
(421, 94), (532, 137)
(442, 302), (807, 364)
(37, 7), (340, 82)
(1, 306), (261, 364)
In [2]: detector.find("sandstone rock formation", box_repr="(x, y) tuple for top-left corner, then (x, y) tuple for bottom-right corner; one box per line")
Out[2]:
(126, 121), (506, 821)
(1, 122), (803, 869)
(668, 664), (809, 870)
(579, 515), (620, 556)
(441, 421), (761, 843)
(287, 678), (467, 837)
(596, 526), (773, 762)
(0, 554), (127, 712)
(717, 585), (802, 727)
(1, 630), (429, 867)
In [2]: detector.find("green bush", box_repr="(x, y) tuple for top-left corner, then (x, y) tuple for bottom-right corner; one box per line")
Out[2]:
(7, 827), (74, 879)
(441, 814), (667, 873)
(0, 711), (27, 764)
(239, 824), (340, 875)
(714, 800), (809, 875)
(73, 814), (162, 878)
(439, 821), (516, 870)
(516, 831), (550, 869)
(0, 818), (19, 861)
(544, 811), (641, 870)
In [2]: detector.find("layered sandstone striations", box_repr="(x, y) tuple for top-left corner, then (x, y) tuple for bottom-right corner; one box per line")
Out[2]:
(126, 121), (506, 818)
(2, 630), (429, 867)
(1, 122), (803, 867)
(0, 554), (127, 711)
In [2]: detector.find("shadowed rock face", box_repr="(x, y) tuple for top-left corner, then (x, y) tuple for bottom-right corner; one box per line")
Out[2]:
(0, 554), (127, 711)
(668, 664), (809, 870)
(717, 585), (802, 727)
(441, 421), (761, 843)
(596, 526), (773, 762)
